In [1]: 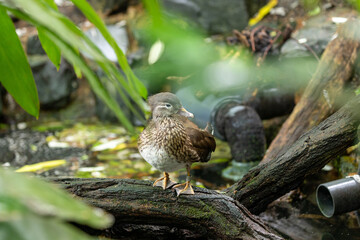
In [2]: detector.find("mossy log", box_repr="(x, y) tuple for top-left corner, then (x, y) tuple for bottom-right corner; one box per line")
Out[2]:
(226, 93), (360, 214)
(51, 178), (282, 240)
(261, 19), (360, 164)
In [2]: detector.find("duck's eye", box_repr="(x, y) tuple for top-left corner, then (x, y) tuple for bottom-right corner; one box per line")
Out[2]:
(165, 103), (172, 108)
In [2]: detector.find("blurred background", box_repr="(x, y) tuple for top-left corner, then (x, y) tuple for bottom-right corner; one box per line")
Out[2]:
(1, 0), (360, 239)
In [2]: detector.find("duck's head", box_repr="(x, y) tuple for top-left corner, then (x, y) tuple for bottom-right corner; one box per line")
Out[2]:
(148, 92), (194, 119)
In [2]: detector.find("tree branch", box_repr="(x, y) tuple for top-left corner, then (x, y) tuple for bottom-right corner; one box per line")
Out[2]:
(262, 18), (360, 164)
(51, 178), (283, 240)
(226, 94), (360, 214)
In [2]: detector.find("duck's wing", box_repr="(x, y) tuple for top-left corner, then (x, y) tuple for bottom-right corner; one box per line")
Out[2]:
(179, 117), (216, 163)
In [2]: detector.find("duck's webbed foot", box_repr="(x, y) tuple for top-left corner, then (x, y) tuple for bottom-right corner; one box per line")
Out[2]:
(172, 178), (195, 196)
(153, 172), (177, 189)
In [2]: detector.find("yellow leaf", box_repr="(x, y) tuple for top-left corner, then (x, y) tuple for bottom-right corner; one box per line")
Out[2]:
(249, 0), (278, 26)
(15, 160), (67, 173)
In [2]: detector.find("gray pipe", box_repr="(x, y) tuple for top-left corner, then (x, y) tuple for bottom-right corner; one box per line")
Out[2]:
(316, 176), (360, 217)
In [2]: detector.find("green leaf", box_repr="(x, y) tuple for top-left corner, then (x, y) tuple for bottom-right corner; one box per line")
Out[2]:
(0, 168), (114, 229)
(71, 0), (148, 99)
(0, 6), (39, 118)
(37, 0), (61, 69)
(38, 27), (61, 69)
(355, 87), (360, 95)
(42, 0), (58, 10)
(15, 159), (67, 173)
(73, 64), (82, 78)
(43, 28), (136, 132)
(5, 0), (147, 130)
(0, 205), (95, 240)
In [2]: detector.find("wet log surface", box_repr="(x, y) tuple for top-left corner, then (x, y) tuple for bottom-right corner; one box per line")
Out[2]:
(51, 178), (283, 240)
(259, 197), (348, 240)
(225, 93), (360, 214)
(262, 19), (360, 164)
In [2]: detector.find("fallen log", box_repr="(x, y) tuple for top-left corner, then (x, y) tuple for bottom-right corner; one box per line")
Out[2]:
(262, 18), (360, 164)
(51, 178), (283, 240)
(226, 93), (360, 214)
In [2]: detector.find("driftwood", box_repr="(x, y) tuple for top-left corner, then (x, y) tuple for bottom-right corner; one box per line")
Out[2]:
(52, 178), (282, 240)
(261, 18), (360, 164)
(225, 93), (360, 214)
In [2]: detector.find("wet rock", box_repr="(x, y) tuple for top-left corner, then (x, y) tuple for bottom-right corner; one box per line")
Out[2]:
(26, 34), (46, 55)
(87, 0), (137, 15)
(191, 160), (231, 188)
(95, 80), (130, 123)
(243, 88), (295, 119)
(94, 74), (143, 125)
(162, 0), (249, 34)
(29, 56), (78, 109)
(281, 8), (357, 58)
(0, 130), (89, 176)
(220, 104), (265, 163)
(280, 27), (335, 58)
(84, 24), (129, 62)
(222, 160), (259, 181)
(244, 0), (269, 18)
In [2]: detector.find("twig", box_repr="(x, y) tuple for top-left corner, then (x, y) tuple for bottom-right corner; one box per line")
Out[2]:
(291, 37), (320, 61)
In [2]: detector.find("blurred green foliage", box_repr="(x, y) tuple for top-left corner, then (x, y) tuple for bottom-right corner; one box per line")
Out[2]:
(0, 167), (113, 240)
(0, 0), (147, 133)
(302, 0), (320, 11)
(0, 6), (39, 118)
(134, 1), (220, 93)
(0, 0), (152, 238)
(348, 0), (360, 11)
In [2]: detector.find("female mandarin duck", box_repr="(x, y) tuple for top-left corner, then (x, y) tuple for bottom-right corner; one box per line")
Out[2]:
(138, 92), (216, 196)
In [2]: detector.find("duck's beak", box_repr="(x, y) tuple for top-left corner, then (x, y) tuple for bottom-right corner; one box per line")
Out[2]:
(179, 107), (194, 118)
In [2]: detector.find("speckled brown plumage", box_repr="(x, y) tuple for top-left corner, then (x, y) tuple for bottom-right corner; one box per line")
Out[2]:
(138, 92), (216, 195)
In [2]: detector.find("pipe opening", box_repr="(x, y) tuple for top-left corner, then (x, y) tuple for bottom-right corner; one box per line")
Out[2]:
(317, 185), (335, 218)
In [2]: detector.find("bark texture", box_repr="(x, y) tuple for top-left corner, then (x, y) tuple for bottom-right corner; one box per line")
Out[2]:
(52, 178), (282, 240)
(226, 94), (360, 214)
(261, 19), (360, 164)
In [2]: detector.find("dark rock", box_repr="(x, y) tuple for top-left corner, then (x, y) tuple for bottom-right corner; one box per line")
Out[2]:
(214, 99), (265, 162)
(94, 73), (143, 125)
(26, 34), (46, 55)
(84, 25), (129, 62)
(281, 8), (357, 58)
(281, 27), (336, 58)
(0, 130), (89, 177)
(191, 160), (231, 188)
(244, 0), (269, 18)
(95, 79), (130, 123)
(86, 0), (138, 15)
(262, 115), (288, 146)
(162, 0), (249, 34)
(29, 56), (78, 109)
(222, 104), (265, 162)
(243, 88), (295, 119)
